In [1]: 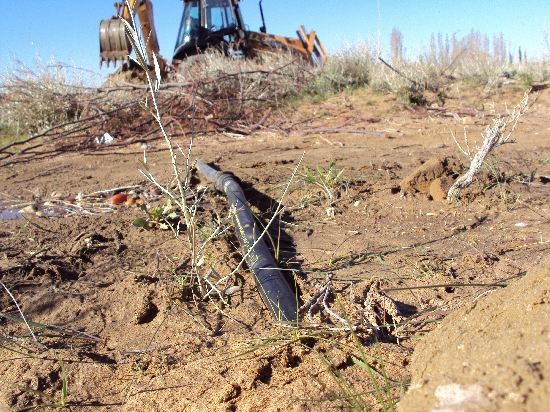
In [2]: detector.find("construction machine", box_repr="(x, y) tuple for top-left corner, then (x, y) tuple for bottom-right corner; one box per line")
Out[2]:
(100, 0), (167, 71)
(99, 0), (327, 74)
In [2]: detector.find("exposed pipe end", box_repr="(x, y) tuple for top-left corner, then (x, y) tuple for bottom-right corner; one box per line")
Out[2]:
(196, 159), (299, 324)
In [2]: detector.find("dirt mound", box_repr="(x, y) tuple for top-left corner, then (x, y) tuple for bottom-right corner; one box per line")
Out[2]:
(398, 254), (550, 412)
(399, 156), (462, 200)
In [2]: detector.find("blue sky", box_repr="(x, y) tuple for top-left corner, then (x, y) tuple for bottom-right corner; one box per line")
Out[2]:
(0, 0), (548, 79)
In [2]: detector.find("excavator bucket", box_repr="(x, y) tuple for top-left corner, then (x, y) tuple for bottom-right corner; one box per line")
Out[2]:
(296, 26), (328, 65)
(99, 17), (132, 67)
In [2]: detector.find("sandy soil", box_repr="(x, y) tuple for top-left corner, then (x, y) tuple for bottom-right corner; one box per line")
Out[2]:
(398, 254), (549, 412)
(0, 84), (549, 411)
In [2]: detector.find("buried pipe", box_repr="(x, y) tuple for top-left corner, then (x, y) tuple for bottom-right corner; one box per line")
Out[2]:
(196, 160), (298, 324)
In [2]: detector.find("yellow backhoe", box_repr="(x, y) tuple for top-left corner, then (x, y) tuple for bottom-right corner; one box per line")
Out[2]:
(100, 0), (166, 71)
(99, 0), (327, 74)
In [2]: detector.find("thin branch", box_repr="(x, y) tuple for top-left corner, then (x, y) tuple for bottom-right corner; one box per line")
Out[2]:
(378, 57), (420, 87)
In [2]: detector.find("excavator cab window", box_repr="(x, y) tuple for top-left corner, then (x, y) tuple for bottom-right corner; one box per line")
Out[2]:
(174, 0), (244, 60)
(175, 1), (200, 50)
(204, 0), (237, 32)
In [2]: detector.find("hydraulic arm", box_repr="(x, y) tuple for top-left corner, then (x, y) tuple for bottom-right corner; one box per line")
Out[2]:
(99, 0), (166, 72)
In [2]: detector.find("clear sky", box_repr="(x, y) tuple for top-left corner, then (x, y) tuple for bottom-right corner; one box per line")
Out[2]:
(0, 0), (548, 79)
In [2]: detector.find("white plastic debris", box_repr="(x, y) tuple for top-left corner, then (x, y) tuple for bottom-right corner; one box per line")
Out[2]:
(224, 285), (242, 296)
(514, 222), (528, 228)
(95, 133), (115, 145)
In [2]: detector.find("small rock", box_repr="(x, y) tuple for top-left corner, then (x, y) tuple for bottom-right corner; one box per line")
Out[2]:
(434, 383), (489, 411)
(149, 187), (162, 196)
(124, 197), (144, 206)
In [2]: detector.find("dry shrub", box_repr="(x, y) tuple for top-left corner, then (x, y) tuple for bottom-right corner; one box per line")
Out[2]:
(307, 42), (374, 95)
(171, 44), (376, 107)
(0, 62), (88, 135)
(372, 61), (430, 105)
(416, 31), (549, 88)
(171, 50), (312, 114)
(351, 31), (548, 105)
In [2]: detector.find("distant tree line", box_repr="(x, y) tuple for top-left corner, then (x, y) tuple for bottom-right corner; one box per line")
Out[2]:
(389, 28), (527, 65)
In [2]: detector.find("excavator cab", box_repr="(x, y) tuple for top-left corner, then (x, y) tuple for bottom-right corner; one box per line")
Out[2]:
(172, 0), (327, 64)
(173, 0), (246, 61)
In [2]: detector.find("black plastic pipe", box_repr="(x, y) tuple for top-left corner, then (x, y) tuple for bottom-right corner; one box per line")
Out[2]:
(196, 160), (298, 324)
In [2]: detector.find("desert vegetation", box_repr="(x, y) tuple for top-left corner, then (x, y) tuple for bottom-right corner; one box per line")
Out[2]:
(0, 25), (549, 411)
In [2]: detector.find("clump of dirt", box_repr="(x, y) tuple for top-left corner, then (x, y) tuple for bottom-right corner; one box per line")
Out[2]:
(398, 254), (550, 412)
(399, 156), (462, 200)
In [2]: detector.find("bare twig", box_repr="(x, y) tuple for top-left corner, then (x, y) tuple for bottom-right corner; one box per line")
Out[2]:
(299, 274), (352, 329)
(448, 91), (529, 201)
(378, 57), (421, 87)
